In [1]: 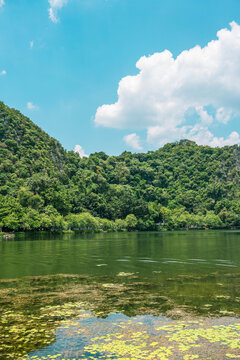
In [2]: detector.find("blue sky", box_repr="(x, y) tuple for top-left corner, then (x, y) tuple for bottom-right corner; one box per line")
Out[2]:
(0, 0), (240, 156)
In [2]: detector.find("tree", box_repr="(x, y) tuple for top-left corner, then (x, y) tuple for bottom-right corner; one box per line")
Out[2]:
(125, 214), (138, 230)
(0, 100), (240, 232)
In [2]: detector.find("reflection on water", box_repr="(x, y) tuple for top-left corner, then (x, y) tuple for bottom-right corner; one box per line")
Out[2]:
(1, 230), (240, 279)
(29, 313), (240, 360)
(0, 230), (240, 359)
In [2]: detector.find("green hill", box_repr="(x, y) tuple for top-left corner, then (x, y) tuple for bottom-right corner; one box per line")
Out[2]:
(0, 101), (240, 231)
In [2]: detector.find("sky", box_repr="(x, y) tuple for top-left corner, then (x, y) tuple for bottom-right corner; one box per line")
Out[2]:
(0, 0), (240, 156)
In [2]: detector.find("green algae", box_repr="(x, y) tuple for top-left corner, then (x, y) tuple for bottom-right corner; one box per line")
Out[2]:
(24, 316), (240, 359)
(82, 318), (240, 359)
(0, 272), (240, 359)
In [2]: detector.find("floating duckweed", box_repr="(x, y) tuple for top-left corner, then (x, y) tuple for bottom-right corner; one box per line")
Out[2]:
(117, 272), (135, 277)
(79, 318), (240, 359)
(1, 273), (240, 359)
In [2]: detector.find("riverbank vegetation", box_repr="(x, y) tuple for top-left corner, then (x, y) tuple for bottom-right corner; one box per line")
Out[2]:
(0, 101), (240, 232)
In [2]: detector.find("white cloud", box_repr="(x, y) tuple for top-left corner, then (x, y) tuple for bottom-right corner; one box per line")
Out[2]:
(0, 0), (5, 8)
(188, 127), (240, 147)
(210, 131), (240, 147)
(27, 102), (39, 111)
(30, 41), (34, 49)
(0, 70), (6, 76)
(215, 107), (232, 124)
(147, 125), (187, 147)
(196, 106), (213, 125)
(74, 145), (89, 158)
(147, 123), (240, 148)
(48, 0), (68, 23)
(94, 22), (240, 147)
(49, 8), (58, 23)
(124, 133), (142, 150)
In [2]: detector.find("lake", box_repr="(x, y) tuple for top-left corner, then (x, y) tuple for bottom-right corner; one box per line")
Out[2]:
(0, 230), (240, 359)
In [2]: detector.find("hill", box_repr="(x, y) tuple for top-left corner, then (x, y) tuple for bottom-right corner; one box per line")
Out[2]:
(0, 101), (240, 231)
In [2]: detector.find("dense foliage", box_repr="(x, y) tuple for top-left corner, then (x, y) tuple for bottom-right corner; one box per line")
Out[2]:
(0, 101), (240, 232)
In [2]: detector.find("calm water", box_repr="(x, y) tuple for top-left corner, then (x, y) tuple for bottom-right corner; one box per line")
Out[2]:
(1, 230), (240, 279)
(1, 230), (240, 360)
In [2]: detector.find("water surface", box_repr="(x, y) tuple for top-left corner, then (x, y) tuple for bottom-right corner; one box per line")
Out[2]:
(1, 230), (240, 279)
(1, 230), (240, 359)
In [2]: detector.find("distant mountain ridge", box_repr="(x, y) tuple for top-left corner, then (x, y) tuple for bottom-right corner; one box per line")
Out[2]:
(0, 101), (68, 173)
(0, 101), (240, 231)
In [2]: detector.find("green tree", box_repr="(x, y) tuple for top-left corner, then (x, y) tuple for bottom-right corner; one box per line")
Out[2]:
(125, 214), (138, 230)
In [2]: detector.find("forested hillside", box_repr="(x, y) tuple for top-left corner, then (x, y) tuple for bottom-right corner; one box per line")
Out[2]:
(0, 101), (240, 232)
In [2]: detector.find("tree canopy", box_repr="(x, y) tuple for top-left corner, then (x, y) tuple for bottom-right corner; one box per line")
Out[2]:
(0, 101), (240, 232)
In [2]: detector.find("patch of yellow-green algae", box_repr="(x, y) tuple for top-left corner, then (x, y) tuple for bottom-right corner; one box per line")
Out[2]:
(0, 272), (240, 359)
(0, 295), (96, 359)
(23, 317), (240, 360)
(83, 319), (240, 360)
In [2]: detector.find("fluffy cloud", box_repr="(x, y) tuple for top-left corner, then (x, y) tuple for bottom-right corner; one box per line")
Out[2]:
(95, 22), (240, 147)
(0, 0), (5, 8)
(74, 145), (89, 158)
(190, 129), (240, 147)
(48, 0), (68, 23)
(147, 125), (240, 148)
(27, 102), (38, 111)
(0, 70), (6, 76)
(124, 133), (142, 150)
(30, 41), (34, 49)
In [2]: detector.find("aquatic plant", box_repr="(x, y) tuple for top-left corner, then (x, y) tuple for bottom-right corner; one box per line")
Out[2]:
(0, 272), (240, 359)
